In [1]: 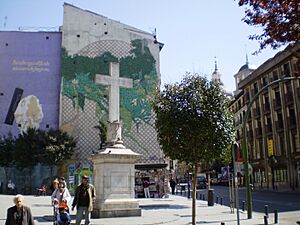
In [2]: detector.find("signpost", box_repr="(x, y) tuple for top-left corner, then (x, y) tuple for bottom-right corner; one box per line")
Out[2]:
(235, 162), (253, 175)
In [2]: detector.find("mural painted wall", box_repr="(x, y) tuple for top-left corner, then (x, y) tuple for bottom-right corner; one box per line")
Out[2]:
(0, 31), (61, 137)
(61, 3), (164, 165)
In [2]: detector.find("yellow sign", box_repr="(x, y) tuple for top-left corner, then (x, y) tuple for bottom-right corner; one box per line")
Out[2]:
(268, 139), (274, 156)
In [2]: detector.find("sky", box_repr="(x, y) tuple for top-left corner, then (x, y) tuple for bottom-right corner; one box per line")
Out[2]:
(1, 0), (285, 92)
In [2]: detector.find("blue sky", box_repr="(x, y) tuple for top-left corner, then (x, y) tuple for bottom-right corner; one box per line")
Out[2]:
(1, 0), (284, 91)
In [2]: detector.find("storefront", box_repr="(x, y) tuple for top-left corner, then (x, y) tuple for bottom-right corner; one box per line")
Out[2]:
(135, 163), (169, 198)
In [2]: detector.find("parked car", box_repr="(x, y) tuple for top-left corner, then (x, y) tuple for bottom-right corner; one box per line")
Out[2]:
(196, 176), (207, 189)
(210, 177), (219, 185)
(176, 178), (189, 191)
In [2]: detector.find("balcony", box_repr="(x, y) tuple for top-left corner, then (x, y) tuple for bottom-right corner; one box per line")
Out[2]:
(244, 93), (250, 104)
(253, 108), (261, 118)
(255, 128), (263, 137)
(265, 124), (273, 134)
(285, 92), (294, 105)
(273, 99), (282, 110)
(288, 116), (297, 129)
(247, 130), (254, 140)
(247, 112), (252, 122)
(275, 121), (284, 131)
(263, 103), (271, 114)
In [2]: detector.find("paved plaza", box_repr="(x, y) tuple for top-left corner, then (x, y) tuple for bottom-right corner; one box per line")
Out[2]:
(1, 193), (299, 225)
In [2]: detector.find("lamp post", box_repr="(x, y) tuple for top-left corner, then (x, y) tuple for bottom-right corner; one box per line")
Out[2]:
(269, 155), (277, 190)
(242, 76), (300, 219)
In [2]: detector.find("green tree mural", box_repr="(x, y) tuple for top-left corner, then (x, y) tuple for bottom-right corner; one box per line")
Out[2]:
(61, 39), (158, 144)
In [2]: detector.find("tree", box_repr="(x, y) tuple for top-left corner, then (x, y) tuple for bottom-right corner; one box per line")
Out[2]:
(153, 74), (234, 225)
(94, 120), (107, 149)
(238, 0), (300, 51)
(14, 128), (44, 191)
(0, 134), (15, 191)
(40, 129), (76, 177)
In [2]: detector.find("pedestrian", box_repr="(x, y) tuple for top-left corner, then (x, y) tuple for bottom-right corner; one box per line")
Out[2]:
(143, 179), (150, 198)
(57, 205), (71, 225)
(51, 180), (72, 205)
(5, 194), (35, 225)
(59, 177), (67, 187)
(72, 175), (96, 225)
(170, 178), (176, 195)
(50, 178), (59, 193)
(7, 180), (16, 195)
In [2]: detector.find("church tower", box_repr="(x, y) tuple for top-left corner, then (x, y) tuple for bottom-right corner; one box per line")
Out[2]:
(211, 57), (222, 83)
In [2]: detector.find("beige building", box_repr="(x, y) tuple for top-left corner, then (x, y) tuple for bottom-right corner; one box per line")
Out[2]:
(229, 43), (300, 191)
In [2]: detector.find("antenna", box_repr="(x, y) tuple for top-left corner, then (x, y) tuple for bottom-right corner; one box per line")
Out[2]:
(150, 27), (157, 43)
(4, 16), (7, 29)
(245, 44), (249, 66)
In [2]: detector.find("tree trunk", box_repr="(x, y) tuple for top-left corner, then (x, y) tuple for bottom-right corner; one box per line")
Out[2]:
(192, 163), (198, 225)
(50, 165), (54, 179)
(4, 167), (9, 193)
(28, 168), (32, 194)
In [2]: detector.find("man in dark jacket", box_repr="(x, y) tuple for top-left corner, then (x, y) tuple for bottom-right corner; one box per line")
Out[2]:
(72, 175), (96, 225)
(5, 194), (35, 225)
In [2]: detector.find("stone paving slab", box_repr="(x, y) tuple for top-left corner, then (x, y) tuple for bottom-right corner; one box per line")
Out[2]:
(0, 194), (299, 225)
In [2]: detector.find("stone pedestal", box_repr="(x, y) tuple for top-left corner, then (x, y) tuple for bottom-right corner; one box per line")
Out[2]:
(91, 140), (141, 218)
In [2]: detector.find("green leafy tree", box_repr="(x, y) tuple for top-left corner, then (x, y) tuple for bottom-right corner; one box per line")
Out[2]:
(40, 129), (76, 177)
(153, 73), (234, 225)
(0, 134), (15, 191)
(94, 120), (107, 149)
(238, 0), (300, 51)
(14, 128), (45, 191)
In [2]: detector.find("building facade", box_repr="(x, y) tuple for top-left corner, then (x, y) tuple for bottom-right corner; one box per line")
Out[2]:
(230, 43), (300, 190)
(60, 4), (167, 190)
(0, 31), (62, 191)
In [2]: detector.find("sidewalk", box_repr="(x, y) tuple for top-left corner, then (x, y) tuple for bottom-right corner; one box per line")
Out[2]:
(0, 194), (298, 225)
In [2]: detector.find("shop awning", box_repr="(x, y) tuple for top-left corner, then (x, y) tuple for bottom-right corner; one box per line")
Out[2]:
(135, 163), (168, 170)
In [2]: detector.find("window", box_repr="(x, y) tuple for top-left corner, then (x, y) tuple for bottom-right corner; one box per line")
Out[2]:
(283, 63), (291, 77)
(272, 70), (278, 81)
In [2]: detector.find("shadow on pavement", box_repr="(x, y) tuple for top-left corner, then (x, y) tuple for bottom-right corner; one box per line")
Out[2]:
(35, 214), (76, 222)
(193, 218), (249, 224)
(141, 204), (189, 210)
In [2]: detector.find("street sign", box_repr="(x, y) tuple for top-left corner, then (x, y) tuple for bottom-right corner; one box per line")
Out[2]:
(268, 139), (274, 156)
(235, 162), (253, 175)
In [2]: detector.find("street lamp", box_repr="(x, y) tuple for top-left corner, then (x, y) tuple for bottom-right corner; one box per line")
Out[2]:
(269, 155), (277, 190)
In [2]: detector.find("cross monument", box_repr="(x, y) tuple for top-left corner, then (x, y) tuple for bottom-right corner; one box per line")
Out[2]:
(95, 62), (133, 143)
(92, 62), (141, 218)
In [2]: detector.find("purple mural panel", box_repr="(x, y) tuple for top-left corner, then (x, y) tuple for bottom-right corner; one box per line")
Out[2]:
(0, 31), (62, 137)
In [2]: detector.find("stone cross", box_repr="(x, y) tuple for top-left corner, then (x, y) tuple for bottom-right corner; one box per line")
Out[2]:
(95, 62), (133, 143)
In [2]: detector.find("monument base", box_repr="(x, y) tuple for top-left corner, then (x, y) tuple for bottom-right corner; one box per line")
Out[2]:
(92, 199), (141, 218)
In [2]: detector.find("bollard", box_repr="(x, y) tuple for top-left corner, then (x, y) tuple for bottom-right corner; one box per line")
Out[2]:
(242, 201), (245, 212)
(220, 197), (223, 206)
(216, 196), (219, 204)
(274, 209), (278, 224)
(264, 205), (269, 218)
(264, 215), (268, 225)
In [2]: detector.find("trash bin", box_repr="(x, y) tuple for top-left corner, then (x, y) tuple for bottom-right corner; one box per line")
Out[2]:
(208, 189), (214, 206)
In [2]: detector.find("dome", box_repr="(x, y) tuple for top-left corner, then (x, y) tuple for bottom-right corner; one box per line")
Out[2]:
(238, 63), (257, 72)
